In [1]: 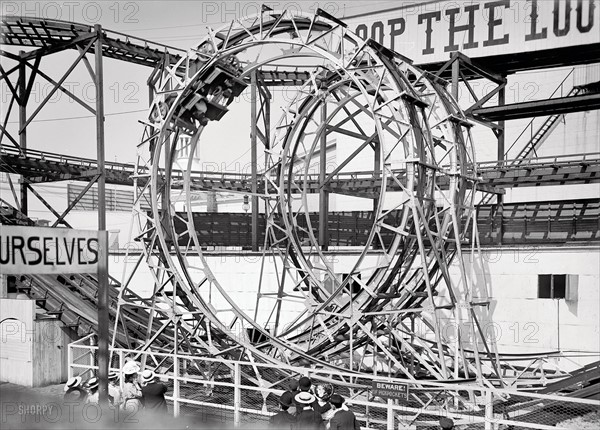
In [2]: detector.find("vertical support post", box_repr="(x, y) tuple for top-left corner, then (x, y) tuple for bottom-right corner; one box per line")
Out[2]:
(387, 398), (393, 430)
(67, 340), (73, 379)
(451, 55), (460, 101)
(173, 325), (180, 417)
(118, 350), (124, 392)
(234, 362), (241, 426)
(497, 83), (505, 161)
(556, 298), (560, 350)
(484, 389), (493, 430)
(18, 51), (27, 215)
(319, 99), (329, 250)
(148, 80), (154, 108)
(373, 140), (380, 213)
(250, 72), (259, 252)
(94, 24), (109, 407)
(496, 81), (506, 245)
(161, 55), (171, 213)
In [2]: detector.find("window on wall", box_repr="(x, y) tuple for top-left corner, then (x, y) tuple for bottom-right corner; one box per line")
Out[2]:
(342, 273), (362, 294)
(323, 273), (362, 295)
(538, 274), (567, 299)
(67, 184), (151, 212)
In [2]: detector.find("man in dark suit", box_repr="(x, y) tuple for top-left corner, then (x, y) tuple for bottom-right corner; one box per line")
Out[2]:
(439, 417), (454, 429)
(328, 394), (360, 430)
(270, 391), (296, 429)
(140, 370), (168, 414)
(295, 391), (325, 430)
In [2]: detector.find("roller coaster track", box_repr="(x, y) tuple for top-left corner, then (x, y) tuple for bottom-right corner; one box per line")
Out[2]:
(2, 144), (598, 191)
(1, 197), (178, 350)
(1, 12), (597, 411)
(0, 16), (184, 68)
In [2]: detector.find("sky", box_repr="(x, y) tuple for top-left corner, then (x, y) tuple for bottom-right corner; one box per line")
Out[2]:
(0, 1), (405, 168)
(1, 1), (598, 173)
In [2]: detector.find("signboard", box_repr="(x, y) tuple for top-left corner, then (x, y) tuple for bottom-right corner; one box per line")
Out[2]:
(0, 226), (99, 275)
(345, 0), (600, 64)
(372, 381), (409, 400)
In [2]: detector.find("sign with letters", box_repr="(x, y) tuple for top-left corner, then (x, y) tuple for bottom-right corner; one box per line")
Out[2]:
(345, 0), (599, 64)
(0, 226), (99, 274)
(372, 381), (409, 400)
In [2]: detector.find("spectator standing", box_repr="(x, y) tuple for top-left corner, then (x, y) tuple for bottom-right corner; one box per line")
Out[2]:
(269, 391), (296, 429)
(439, 417), (454, 429)
(295, 376), (316, 411)
(314, 383), (333, 417)
(295, 392), (325, 430)
(121, 361), (143, 413)
(63, 376), (87, 403)
(140, 370), (168, 414)
(328, 394), (360, 430)
(108, 370), (122, 408)
(84, 377), (100, 404)
(288, 379), (300, 415)
(298, 376), (312, 393)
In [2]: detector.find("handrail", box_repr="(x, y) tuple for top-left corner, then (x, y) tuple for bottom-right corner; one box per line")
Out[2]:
(505, 68), (576, 157)
(3, 144), (598, 183)
(1, 15), (185, 54)
(477, 151), (600, 169)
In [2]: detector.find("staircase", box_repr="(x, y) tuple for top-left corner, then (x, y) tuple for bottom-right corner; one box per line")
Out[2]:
(510, 85), (583, 164)
(1, 199), (172, 349)
(479, 69), (581, 205)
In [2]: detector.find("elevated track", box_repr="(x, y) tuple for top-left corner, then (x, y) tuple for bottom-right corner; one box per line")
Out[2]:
(2, 145), (598, 191)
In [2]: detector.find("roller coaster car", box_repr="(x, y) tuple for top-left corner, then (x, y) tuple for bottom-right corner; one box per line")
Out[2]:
(175, 62), (247, 127)
(202, 63), (247, 102)
(150, 57), (247, 128)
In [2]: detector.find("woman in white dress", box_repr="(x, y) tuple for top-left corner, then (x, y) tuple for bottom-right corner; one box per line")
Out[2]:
(121, 361), (143, 413)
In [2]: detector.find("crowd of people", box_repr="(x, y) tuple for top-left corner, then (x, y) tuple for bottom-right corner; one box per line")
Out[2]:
(63, 367), (455, 429)
(270, 376), (360, 430)
(63, 359), (168, 415)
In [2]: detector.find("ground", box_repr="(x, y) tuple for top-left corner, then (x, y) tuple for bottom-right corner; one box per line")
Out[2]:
(0, 381), (248, 430)
(557, 410), (600, 429)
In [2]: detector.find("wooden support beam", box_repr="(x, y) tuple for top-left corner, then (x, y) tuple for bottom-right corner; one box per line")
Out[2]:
(250, 71), (259, 252)
(471, 93), (600, 121)
(319, 98), (328, 251)
(18, 50), (27, 215)
(94, 24), (109, 407)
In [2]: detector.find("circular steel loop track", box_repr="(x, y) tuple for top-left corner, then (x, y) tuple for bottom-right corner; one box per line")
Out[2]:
(130, 9), (498, 384)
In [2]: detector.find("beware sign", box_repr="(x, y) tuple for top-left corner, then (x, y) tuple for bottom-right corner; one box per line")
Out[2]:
(0, 226), (99, 274)
(372, 381), (409, 400)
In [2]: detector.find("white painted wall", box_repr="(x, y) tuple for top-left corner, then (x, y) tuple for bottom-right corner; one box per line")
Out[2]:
(451, 245), (600, 369)
(0, 299), (35, 386)
(108, 244), (600, 369)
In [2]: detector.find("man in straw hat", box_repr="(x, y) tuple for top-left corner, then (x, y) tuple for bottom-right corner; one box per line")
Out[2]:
(63, 376), (87, 402)
(295, 391), (325, 430)
(269, 391), (296, 428)
(108, 370), (122, 408)
(328, 394), (360, 430)
(140, 369), (168, 414)
(84, 377), (100, 404)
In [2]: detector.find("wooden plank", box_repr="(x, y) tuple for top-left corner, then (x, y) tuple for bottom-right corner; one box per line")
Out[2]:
(0, 299), (35, 386)
(32, 319), (64, 386)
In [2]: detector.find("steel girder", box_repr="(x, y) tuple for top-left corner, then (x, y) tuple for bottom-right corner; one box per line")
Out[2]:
(116, 9), (501, 389)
